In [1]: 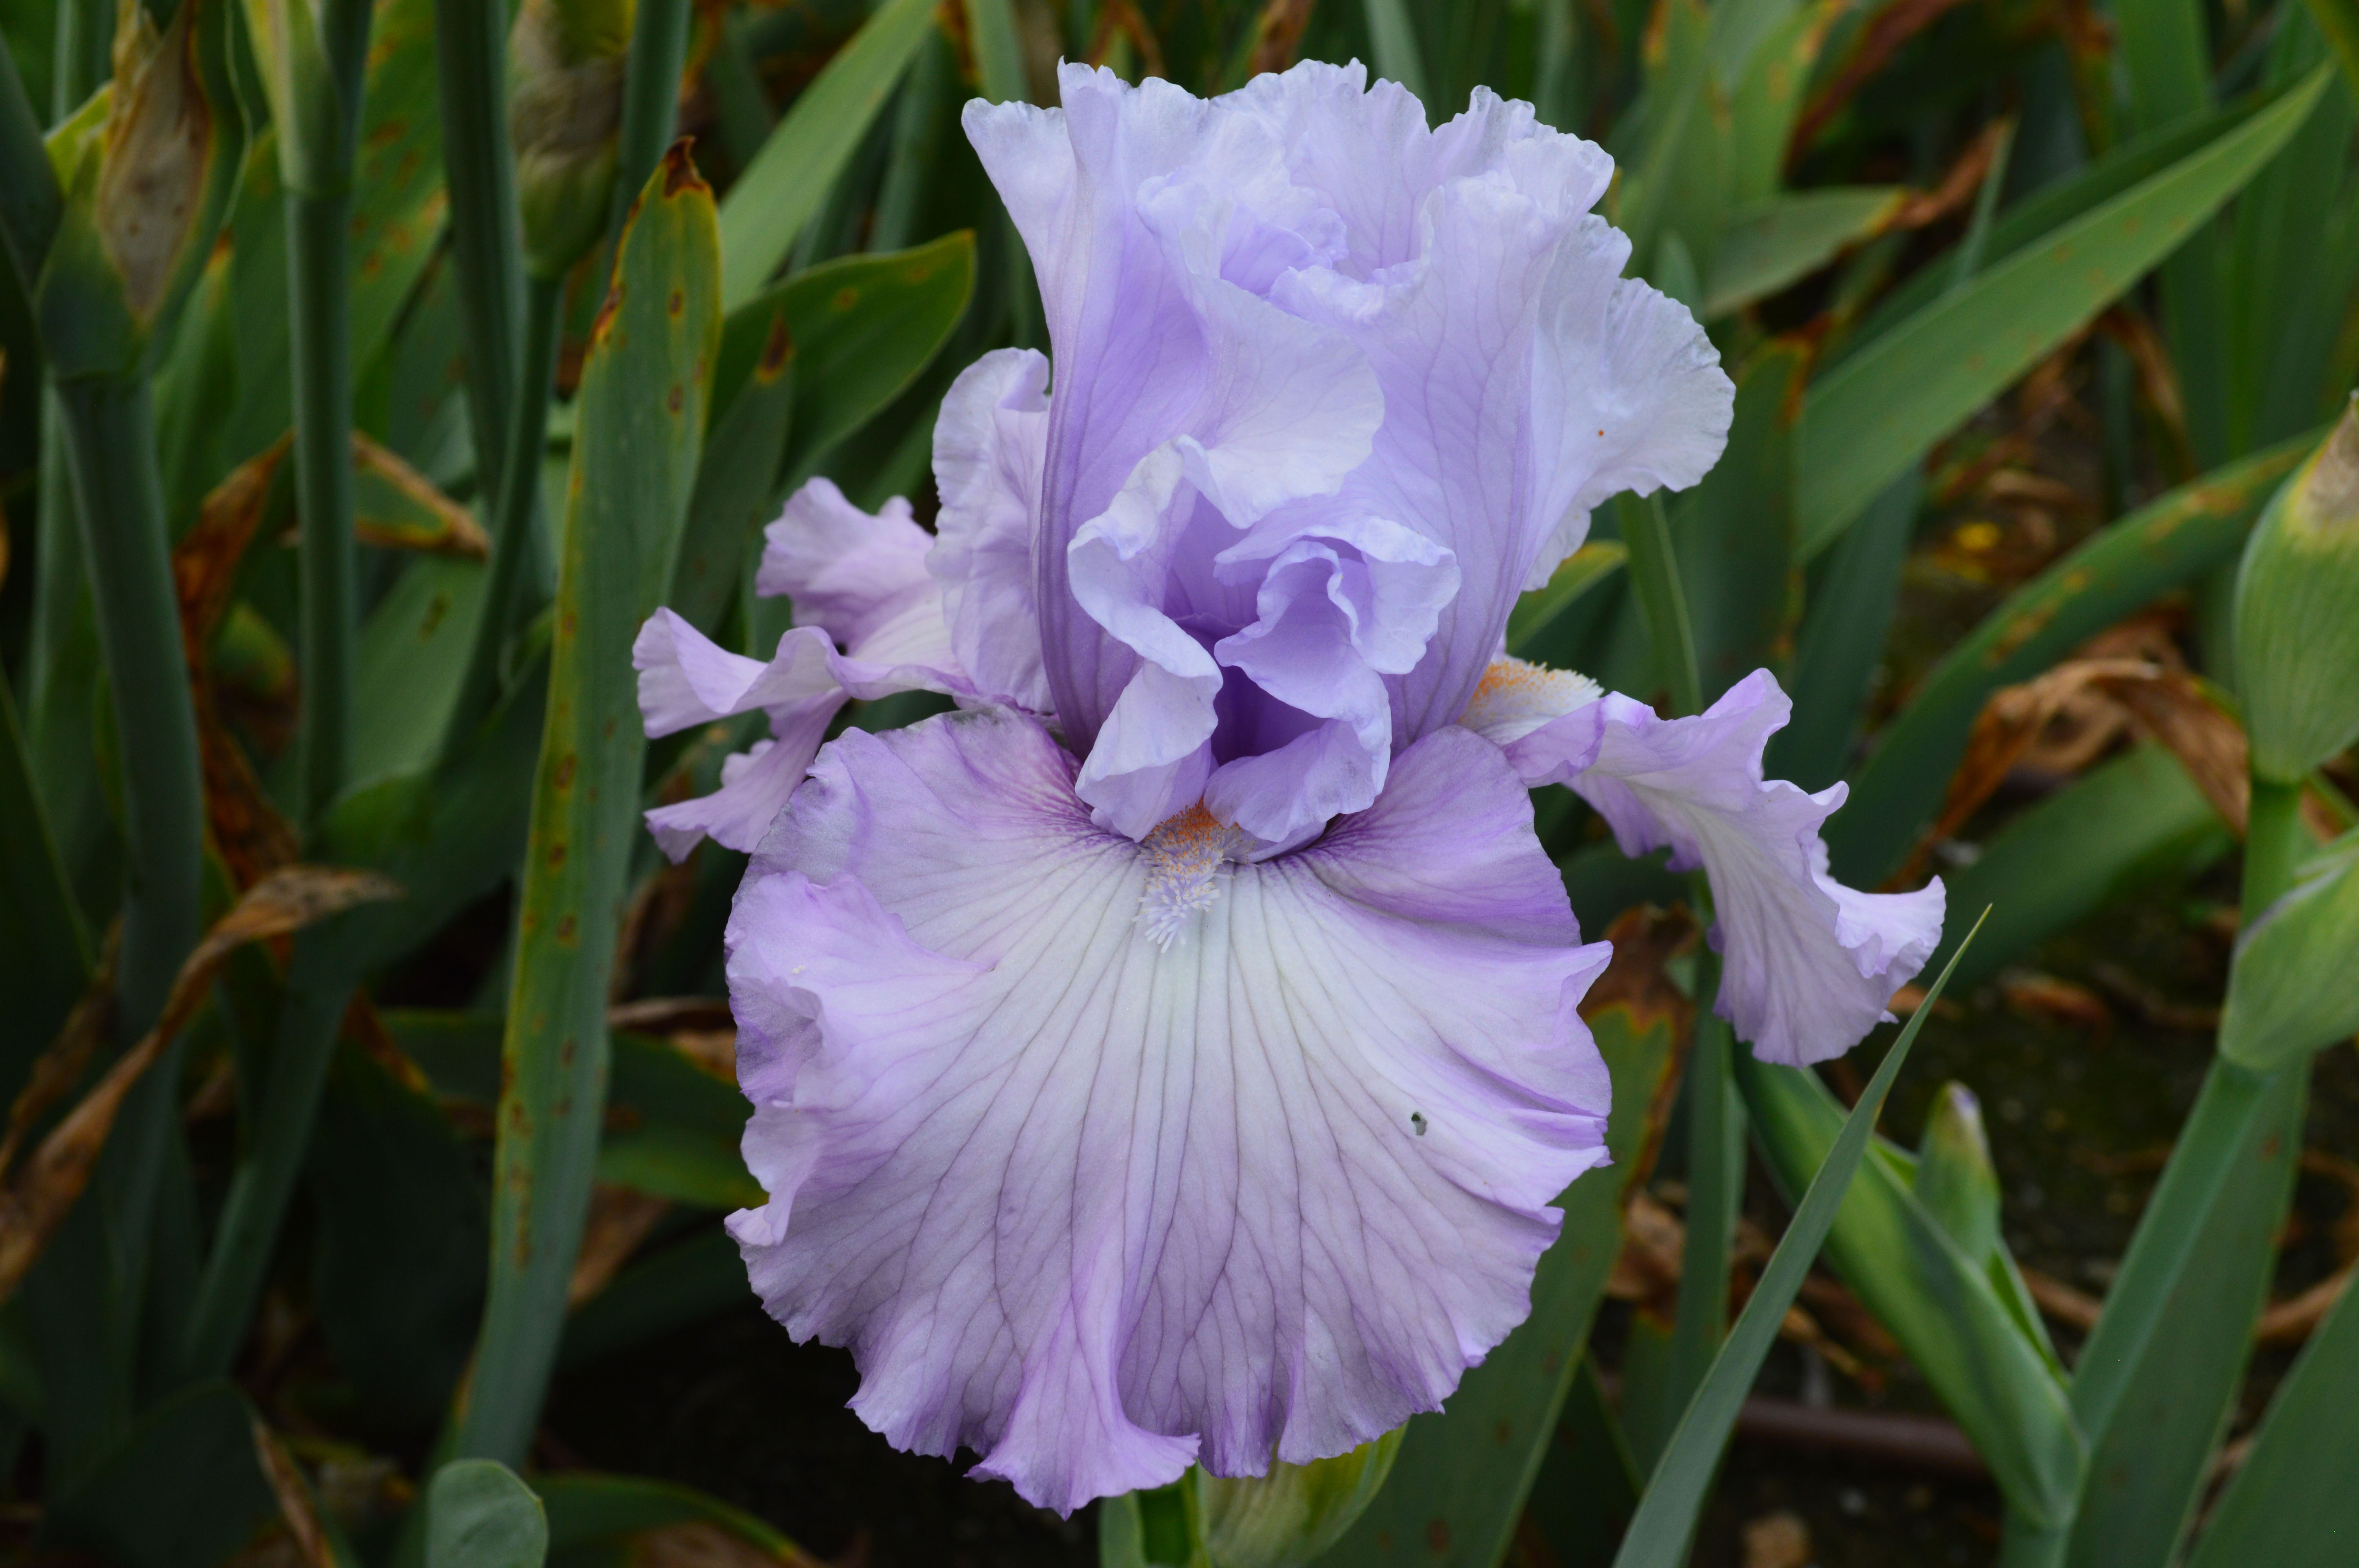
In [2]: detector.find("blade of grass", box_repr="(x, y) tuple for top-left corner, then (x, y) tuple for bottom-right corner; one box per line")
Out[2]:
(716, 0), (940, 310)
(2183, 1241), (2359, 1568)
(1508, 541), (1628, 655)
(1616, 491), (1701, 718)
(604, 0), (691, 245)
(1795, 66), (2333, 553)
(0, 40), (56, 281)
(1608, 909), (1989, 1568)
(2310, 0), (2359, 96)
(429, 0), (531, 555)
(1763, 471), (1919, 791)
(1362, 0), (1430, 101)
(439, 267), (565, 764)
(0, 682), (90, 1092)
(455, 145), (720, 1467)
(965, 0), (1029, 103)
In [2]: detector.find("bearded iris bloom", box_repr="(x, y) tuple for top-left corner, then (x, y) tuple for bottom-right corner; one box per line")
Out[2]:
(634, 61), (1944, 1514)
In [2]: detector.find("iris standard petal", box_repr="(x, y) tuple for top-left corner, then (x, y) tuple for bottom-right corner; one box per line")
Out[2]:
(932, 348), (1055, 713)
(725, 709), (1611, 1513)
(1472, 661), (1944, 1066)
(964, 65), (1385, 751)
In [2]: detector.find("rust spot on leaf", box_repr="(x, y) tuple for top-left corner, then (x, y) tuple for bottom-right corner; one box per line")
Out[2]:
(660, 138), (706, 196)
(668, 288), (683, 318)
(667, 383), (683, 414)
(592, 280), (623, 347)
(554, 754), (578, 789)
(832, 285), (860, 314)
(758, 314), (795, 380)
(556, 914), (577, 945)
(547, 842), (567, 869)
(1426, 1519), (1451, 1553)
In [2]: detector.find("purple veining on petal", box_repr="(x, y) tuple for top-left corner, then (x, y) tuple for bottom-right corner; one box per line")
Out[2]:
(725, 708), (1610, 1513)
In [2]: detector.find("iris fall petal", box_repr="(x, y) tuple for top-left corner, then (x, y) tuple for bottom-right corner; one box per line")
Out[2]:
(726, 709), (1611, 1512)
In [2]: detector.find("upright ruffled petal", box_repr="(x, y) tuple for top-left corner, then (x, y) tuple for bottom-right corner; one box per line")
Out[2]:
(726, 710), (1611, 1512)
(1474, 663), (1944, 1066)
(1519, 248), (1736, 591)
(1282, 186), (1728, 742)
(931, 349), (1054, 712)
(965, 65), (1384, 752)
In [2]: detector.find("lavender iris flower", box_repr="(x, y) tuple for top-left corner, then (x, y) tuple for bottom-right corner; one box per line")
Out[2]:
(632, 62), (1945, 1514)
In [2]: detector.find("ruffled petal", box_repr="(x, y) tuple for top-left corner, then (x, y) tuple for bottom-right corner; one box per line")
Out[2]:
(1204, 512), (1459, 844)
(636, 480), (982, 859)
(1520, 254), (1736, 591)
(1281, 184), (1727, 742)
(633, 610), (843, 738)
(725, 709), (1611, 1512)
(756, 479), (936, 650)
(643, 699), (836, 860)
(931, 349), (1054, 712)
(966, 64), (1384, 750)
(1476, 664), (1944, 1066)
(1067, 448), (1226, 838)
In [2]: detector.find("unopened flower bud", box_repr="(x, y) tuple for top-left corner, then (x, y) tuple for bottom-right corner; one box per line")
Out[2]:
(36, 0), (242, 377)
(1914, 1082), (2000, 1263)
(1195, 1432), (1403, 1568)
(510, 0), (633, 281)
(1100, 1434), (1403, 1568)
(2234, 401), (2359, 783)
(2220, 835), (2359, 1073)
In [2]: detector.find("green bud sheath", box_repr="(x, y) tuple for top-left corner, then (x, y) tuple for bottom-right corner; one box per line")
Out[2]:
(36, 0), (244, 378)
(1196, 1432), (1406, 1568)
(2234, 401), (2359, 783)
(2221, 833), (2359, 1071)
(1101, 1433), (1406, 1568)
(510, 0), (633, 280)
(1914, 1080), (2003, 1263)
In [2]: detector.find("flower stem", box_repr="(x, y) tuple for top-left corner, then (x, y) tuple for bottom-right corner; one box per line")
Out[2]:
(2063, 775), (2309, 1483)
(1668, 958), (1743, 1401)
(47, 374), (207, 1448)
(289, 182), (359, 822)
(284, 0), (377, 825)
(179, 942), (356, 1378)
(431, 0), (531, 517)
(442, 273), (564, 759)
(607, 0), (694, 243)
